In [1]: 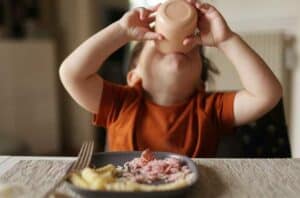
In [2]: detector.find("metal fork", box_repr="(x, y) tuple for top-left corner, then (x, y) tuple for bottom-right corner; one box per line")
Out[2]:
(44, 141), (94, 198)
(67, 141), (94, 173)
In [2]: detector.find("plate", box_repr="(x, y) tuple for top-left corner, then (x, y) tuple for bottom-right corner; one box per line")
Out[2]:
(66, 151), (199, 198)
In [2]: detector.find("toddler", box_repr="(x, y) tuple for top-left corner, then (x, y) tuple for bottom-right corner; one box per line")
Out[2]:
(59, 0), (282, 157)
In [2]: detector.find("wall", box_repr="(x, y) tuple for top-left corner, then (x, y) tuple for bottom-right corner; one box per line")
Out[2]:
(290, 18), (300, 157)
(0, 40), (59, 154)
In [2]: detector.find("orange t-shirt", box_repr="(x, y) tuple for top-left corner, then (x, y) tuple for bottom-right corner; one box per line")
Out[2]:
(93, 80), (236, 158)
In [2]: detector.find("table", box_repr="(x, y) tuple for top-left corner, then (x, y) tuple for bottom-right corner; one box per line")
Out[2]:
(0, 156), (299, 198)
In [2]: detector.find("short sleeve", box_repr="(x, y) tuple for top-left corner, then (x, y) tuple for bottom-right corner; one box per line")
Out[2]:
(205, 92), (237, 135)
(92, 80), (137, 127)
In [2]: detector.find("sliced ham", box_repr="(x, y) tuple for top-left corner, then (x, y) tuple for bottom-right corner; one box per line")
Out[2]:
(120, 149), (191, 184)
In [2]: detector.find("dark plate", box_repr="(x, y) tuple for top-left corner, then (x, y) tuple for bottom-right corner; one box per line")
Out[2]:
(66, 151), (199, 198)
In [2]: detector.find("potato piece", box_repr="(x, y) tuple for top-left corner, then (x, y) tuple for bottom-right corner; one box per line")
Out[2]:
(69, 173), (89, 189)
(91, 171), (115, 190)
(89, 178), (106, 190)
(81, 168), (101, 185)
(96, 164), (116, 175)
(81, 167), (117, 190)
(105, 182), (135, 192)
(99, 171), (115, 182)
(123, 181), (140, 191)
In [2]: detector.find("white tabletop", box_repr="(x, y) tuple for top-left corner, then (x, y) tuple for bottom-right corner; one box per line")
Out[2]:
(0, 156), (9, 163)
(0, 156), (9, 168)
(0, 156), (74, 178)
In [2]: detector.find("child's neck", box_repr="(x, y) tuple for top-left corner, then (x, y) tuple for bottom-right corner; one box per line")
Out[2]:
(143, 86), (196, 106)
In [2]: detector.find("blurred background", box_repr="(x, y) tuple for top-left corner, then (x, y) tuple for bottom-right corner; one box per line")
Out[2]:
(0, 0), (299, 157)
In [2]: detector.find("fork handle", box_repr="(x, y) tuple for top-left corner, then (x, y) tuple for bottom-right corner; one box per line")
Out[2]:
(43, 161), (74, 198)
(43, 175), (69, 198)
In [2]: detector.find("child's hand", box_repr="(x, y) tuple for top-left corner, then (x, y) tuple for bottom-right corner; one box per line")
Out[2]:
(118, 5), (164, 41)
(183, 0), (235, 48)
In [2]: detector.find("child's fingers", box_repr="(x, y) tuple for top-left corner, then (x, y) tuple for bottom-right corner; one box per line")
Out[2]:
(200, 3), (211, 12)
(195, 1), (202, 10)
(183, 35), (202, 46)
(137, 27), (164, 40)
(144, 4), (161, 23)
(137, 8), (146, 20)
(185, 0), (197, 5)
(199, 3), (217, 15)
(144, 13), (156, 23)
(143, 31), (164, 40)
(185, 0), (204, 19)
(185, 0), (203, 8)
(137, 7), (151, 21)
(148, 3), (161, 12)
(198, 3), (223, 22)
(138, 6), (160, 22)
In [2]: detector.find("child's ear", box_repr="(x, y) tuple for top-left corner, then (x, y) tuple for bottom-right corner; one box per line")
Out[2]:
(127, 69), (141, 87)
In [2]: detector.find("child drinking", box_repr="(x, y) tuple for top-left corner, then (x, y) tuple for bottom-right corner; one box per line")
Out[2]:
(59, 0), (282, 157)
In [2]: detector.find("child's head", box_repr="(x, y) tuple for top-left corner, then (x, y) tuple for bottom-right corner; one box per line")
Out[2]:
(127, 41), (216, 97)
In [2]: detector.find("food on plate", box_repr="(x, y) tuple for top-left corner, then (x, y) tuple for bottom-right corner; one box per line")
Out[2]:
(0, 183), (27, 198)
(69, 149), (195, 192)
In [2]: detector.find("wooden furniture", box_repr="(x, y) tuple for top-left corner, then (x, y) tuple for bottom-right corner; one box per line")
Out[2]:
(0, 39), (60, 154)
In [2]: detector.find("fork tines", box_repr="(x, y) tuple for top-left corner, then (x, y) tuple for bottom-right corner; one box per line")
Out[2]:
(69, 141), (94, 172)
(44, 141), (94, 197)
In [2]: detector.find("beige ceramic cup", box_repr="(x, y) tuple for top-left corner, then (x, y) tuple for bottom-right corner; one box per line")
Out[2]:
(155, 0), (198, 54)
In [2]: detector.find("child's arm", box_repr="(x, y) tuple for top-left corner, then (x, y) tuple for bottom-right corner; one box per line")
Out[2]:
(218, 34), (282, 126)
(184, 1), (282, 126)
(59, 5), (163, 114)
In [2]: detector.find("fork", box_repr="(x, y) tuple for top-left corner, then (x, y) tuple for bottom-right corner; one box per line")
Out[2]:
(44, 141), (94, 198)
